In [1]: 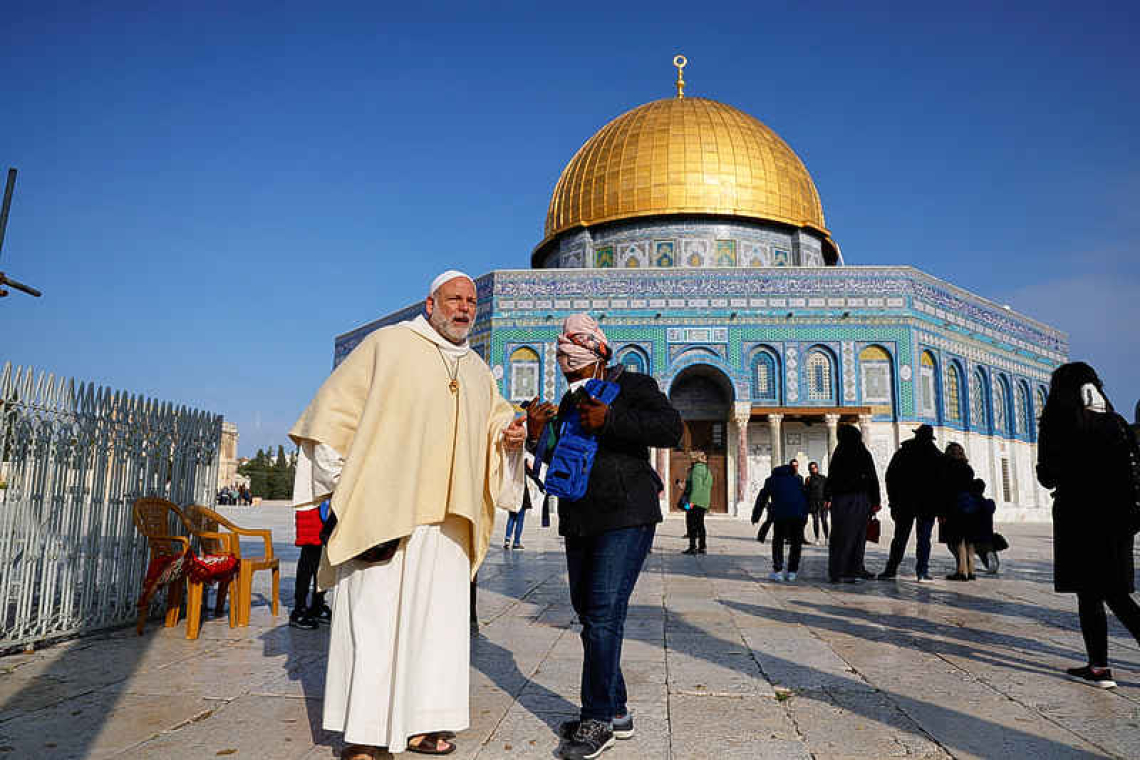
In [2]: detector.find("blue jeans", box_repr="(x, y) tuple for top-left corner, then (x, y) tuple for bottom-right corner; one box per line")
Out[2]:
(504, 510), (526, 546)
(565, 524), (656, 722)
(884, 511), (935, 577)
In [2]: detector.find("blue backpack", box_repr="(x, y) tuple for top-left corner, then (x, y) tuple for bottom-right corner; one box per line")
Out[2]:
(541, 379), (621, 501)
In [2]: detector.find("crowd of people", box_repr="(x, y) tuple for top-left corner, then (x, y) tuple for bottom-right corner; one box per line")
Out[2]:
(215, 483), (251, 505)
(284, 272), (1140, 759)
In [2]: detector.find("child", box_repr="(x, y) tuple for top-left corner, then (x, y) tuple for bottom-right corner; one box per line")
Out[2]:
(969, 479), (1001, 574)
(290, 499), (330, 629)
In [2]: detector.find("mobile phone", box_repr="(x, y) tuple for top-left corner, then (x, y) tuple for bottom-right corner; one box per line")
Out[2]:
(569, 387), (591, 405)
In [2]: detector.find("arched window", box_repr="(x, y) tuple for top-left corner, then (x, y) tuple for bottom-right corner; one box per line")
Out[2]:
(509, 346), (541, 401)
(752, 350), (779, 402)
(946, 363), (963, 423)
(859, 345), (893, 405)
(1015, 382), (1030, 437)
(918, 351), (938, 419)
(1035, 386), (1048, 423)
(616, 346), (648, 374)
(971, 369), (989, 432)
(806, 348), (836, 402)
(993, 377), (1009, 436)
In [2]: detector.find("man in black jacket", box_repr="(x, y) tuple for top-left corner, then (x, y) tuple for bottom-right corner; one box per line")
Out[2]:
(878, 424), (943, 582)
(526, 313), (682, 760)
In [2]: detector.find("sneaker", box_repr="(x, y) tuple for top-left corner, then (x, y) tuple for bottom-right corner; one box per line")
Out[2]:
(785, 572), (797, 582)
(1067, 665), (1116, 689)
(916, 574), (933, 583)
(876, 571), (897, 580)
(697, 546), (707, 554)
(561, 715), (634, 741)
(945, 573), (968, 581)
(986, 552), (1000, 574)
(768, 571), (783, 582)
(682, 547), (697, 555)
(288, 611), (319, 630)
(513, 544), (525, 550)
(561, 719), (615, 759)
(503, 542), (511, 550)
(310, 603), (332, 624)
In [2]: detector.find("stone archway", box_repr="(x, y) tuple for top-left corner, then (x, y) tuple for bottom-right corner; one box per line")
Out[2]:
(668, 365), (734, 513)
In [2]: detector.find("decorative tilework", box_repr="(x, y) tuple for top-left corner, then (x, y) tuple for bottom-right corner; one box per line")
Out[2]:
(595, 246), (615, 268)
(654, 240), (675, 268)
(668, 327), (729, 343)
(715, 239), (737, 267)
(785, 345), (799, 402)
(773, 248), (790, 266)
(682, 239), (709, 267)
(621, 241), (648, 268)
(842, 341), (857, 401)
(743, 240), (769, 267)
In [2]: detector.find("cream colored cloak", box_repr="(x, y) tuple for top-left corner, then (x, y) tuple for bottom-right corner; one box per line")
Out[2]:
(288, 321), (519, 579)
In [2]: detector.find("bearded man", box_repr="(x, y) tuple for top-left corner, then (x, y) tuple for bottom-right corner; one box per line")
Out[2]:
(290, 270), (526, 758)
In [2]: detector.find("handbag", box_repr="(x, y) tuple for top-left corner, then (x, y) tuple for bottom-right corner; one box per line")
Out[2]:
(318, 507), (401, 564)
(543, 379), (621, 500)
(866, 516), (881, 543)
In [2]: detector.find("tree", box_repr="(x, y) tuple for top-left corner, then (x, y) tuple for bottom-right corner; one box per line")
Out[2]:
(237, 443), (297, 500)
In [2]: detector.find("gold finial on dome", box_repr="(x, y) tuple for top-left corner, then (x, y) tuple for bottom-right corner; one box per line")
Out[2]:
(673, 55), (687, 99)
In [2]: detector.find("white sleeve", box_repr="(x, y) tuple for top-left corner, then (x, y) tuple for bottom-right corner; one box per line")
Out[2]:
(292, 441), (345, 507)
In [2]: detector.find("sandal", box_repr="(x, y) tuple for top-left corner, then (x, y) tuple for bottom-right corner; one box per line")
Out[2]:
(407, 732), (456, 755)
(341, 746), (382, 760)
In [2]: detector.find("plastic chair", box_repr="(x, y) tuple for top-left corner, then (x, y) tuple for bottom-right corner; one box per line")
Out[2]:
(132, 497), (237, 639)
(188, 505), (280, 626)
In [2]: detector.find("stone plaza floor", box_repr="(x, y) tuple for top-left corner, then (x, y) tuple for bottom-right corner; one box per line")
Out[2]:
(2, 503), (1139, 759)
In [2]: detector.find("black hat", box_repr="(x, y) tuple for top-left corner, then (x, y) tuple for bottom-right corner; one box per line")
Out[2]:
(913, 424), (935, 441)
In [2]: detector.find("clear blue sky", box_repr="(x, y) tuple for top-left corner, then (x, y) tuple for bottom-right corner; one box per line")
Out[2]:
(3, 1), (1138, 456)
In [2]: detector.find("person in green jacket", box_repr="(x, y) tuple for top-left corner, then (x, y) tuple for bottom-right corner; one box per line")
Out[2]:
(682, 451), (714, 554)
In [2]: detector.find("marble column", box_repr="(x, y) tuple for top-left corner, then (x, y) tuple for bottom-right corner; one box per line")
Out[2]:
(733, 403), (752, 507)
(767, 413), (784, 467)
(824, 413), (840, 461)
(858, 414), (873, 442)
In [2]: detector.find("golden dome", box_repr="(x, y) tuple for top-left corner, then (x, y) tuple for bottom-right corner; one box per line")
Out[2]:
(538, 96), (836, 260)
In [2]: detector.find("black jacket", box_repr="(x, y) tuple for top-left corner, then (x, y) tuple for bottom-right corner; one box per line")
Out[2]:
(1038, 411), (1137, 595)
(824, 427), (880, 506)
(937, 457), (975, 544)
(805, 473), (828, 509)
(540, 367), (683, 537)
(885, 437), (944, 518)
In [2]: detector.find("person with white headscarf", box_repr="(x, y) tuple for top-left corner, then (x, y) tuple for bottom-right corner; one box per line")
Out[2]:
(289, 270), (527, 757)
(526, 313), (682, 760)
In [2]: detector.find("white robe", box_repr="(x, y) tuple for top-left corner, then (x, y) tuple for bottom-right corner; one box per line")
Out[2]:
(292, 315), (522, 752)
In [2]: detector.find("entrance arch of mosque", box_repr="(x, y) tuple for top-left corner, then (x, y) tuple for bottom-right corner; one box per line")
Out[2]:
(668, 364), (733, 513)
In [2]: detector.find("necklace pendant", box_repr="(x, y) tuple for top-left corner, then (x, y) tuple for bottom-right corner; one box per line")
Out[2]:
(449, 379), (459, 393)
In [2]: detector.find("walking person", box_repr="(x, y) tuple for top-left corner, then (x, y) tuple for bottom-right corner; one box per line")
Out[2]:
(878, 425), (943, 582)
(804, 461), (829, 544)
(289, 270), (527, 758)
(503, 449), (540, 550)
(825, 425), (880, 583)
(757, 459), (802, 542)
(1037, 361), (1140, 689)
(682, 452), (713, 555)
(525, 313), (683, 759)
(753, 464), (809, 581)
(940, 442), (976, 581)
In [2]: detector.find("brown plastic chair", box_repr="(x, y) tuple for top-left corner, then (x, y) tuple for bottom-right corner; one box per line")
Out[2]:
(183, 506), (239, 630)
(187, 505), (280, 626)
(133, 497), (236, 639)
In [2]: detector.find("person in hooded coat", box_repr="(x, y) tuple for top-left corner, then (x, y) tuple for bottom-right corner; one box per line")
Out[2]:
(879, 424), (943, 582)
(1037, 361), (1140, 689)
(753, 464), (809, 581)
(824, 425), (881, 583)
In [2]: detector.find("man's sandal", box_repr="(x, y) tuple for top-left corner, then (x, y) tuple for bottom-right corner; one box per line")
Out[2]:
(407, 732), (456, 755)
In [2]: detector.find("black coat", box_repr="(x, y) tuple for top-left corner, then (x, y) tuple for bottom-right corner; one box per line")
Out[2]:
(937, 457), (975, 544)
(885, 437), (944, 519)
(805, 473), (828, 510)
(824, 435), (880, 506)
(1038, 411), (1137, 595)
(546, 367), (683, 537)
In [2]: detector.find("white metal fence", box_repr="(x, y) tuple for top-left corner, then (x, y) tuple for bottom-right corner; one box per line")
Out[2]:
(0, 363), (222, 650)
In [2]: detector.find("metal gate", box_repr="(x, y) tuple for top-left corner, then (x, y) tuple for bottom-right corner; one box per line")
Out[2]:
(0, 363), (222, 650)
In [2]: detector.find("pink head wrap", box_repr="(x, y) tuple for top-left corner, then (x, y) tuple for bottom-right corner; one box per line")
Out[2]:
(556, 313), (610, 374)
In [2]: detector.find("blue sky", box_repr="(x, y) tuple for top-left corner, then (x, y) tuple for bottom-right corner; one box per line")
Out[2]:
(3, 1), (1138, 455)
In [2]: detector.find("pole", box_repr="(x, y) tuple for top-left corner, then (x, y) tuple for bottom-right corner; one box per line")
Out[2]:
(0, 169), (16, 260)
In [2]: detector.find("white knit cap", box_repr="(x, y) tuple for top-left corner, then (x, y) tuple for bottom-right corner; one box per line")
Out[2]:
(429, 270), (475, 296)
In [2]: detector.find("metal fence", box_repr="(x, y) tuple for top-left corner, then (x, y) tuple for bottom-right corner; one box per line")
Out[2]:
(0, 363), (222, 650)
